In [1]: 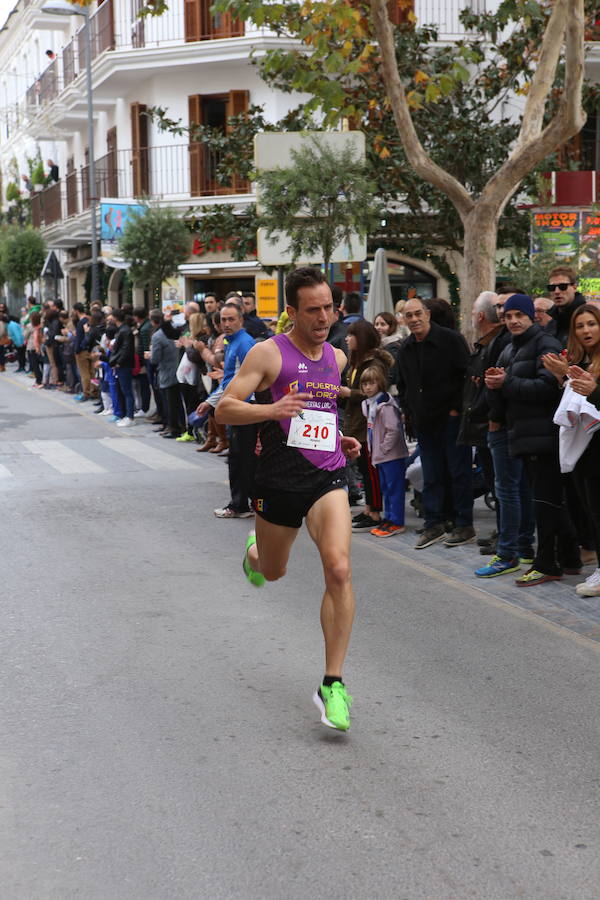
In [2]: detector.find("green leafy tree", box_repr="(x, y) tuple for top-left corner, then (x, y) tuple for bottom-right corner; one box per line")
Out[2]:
(118, 203), (191, 299)
(0, 228), (46, 291)
(257, 137), (382, 270)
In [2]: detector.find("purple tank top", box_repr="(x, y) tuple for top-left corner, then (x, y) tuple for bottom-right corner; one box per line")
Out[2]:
(269, 333), (346, 471)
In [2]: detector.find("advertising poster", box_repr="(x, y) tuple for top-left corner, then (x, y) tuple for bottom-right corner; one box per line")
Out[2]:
(579, 212), (600, 270)
(530, 210), (580, 259)
(161, 276), (185, 315)
(100, 202), (145, 243)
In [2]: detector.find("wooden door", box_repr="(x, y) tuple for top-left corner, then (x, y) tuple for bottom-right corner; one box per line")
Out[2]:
(131, 102), (149, 196)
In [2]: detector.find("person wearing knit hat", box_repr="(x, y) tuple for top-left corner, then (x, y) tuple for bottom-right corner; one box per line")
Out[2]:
(484, 293), (581, 587)
(503, 293), (535, 321)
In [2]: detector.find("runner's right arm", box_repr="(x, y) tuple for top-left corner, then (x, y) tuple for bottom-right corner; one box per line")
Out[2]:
(216, 341), (311, 425)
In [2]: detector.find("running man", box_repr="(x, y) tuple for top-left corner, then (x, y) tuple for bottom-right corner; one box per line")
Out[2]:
(216, 267), (361, 731)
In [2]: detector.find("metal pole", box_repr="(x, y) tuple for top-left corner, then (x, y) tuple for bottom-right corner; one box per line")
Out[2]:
(84, 8), (99, 304)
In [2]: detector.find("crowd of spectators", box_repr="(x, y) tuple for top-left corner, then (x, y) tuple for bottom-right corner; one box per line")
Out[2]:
(1, 265), (599, 598)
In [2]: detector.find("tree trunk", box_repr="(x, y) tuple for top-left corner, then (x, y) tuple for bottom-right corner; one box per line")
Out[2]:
(461, 209), (498, 345)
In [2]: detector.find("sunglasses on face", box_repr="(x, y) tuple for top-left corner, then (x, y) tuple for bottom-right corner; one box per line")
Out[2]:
(547, 283), (573, 292)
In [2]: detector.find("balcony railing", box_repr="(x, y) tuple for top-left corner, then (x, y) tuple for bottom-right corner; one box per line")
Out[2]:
(24, 0), (248, 109)
(31, 143), (251, 229)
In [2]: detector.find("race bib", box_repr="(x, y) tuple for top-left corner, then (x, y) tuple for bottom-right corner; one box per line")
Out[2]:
(287, 409), (337, 452)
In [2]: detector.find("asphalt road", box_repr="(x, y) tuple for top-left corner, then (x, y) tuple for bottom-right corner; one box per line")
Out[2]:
(1, 370), (599, 900)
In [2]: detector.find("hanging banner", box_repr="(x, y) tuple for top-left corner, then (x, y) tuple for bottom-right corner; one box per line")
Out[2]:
(580, 212), (600, 270)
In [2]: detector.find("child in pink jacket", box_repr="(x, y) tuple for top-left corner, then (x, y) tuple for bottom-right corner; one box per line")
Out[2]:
(360, 365), (409, 537)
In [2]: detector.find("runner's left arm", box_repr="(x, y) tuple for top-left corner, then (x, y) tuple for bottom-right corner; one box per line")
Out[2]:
(216, 342), (311, 425)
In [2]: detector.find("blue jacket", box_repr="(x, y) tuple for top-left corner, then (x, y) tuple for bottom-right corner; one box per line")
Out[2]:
(207, 327), (255, 408)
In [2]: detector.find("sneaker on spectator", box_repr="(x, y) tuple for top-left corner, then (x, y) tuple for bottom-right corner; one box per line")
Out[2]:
(576, 567), (600, 595)
(116, 417), (135, 427)
(175, 432), (195, 442)
(371, 521), (405, 538)
(133, 410), (147, 418)
(214, 505), (254, 519)
(352, 513), (380, 532)
(475, 556), (521, 578)
(444, 526), (475, 547)
(519, 550), (535, 565)
(515, 568), (562, 587)
(415, 525), (446, 549)
(109, 414), (120, 422)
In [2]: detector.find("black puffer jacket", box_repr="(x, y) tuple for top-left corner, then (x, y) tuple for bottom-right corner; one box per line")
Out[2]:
(487, 323), (562, 457)
(544, 293), (585, 348)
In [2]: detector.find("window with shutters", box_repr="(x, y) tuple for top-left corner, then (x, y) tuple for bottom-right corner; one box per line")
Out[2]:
(184, 0), (244, 41)
(188, 91), (249, 197)
(131, 103), (149, 197)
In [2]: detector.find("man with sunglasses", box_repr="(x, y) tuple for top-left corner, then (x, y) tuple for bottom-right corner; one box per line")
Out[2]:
(544, 267), (585, 348)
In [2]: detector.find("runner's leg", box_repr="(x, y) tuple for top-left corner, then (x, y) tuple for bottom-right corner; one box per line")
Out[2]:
(250, 514), (300, 581)
(305, 489), (354, 677)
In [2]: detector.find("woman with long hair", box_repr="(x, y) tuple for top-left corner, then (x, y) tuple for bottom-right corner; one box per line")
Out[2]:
(373, 312), (398, 346)
(339, 319), (393, 530)
(558, 305), (600, 596)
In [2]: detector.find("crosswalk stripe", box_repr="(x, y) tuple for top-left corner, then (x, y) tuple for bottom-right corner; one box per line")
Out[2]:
(22, 440), (106, 474)
(0, 463), (13, 478)
(99, 437), (197, 471)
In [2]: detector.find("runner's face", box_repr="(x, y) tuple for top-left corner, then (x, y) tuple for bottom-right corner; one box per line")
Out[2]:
(289, 283), (334, 344)
(574, 312), (600, 351)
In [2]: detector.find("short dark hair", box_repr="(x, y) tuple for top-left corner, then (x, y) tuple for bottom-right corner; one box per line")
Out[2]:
(133, 306), (147, 319)
(113, 308), (126, 323)
(331, 285), (343, 309)
(72, 302), (85, 313)
(149, 308), (163, 324)
(222, 302), (243, 318)
(241, 291), (255, 302)
(53, 298), (64, 310)
(343, 291), (362, 315)
(285, 266), (327, 309)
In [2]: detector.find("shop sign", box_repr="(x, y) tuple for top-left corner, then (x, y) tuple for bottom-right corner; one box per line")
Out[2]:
(256, 278), (279, 318)
(580, 213), (600, 269)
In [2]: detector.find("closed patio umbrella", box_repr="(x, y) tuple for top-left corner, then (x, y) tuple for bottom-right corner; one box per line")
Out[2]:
(364, 247), (393, 322)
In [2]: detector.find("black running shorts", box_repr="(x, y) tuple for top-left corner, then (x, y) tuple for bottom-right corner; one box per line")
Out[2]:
(252, 468), (348, 529)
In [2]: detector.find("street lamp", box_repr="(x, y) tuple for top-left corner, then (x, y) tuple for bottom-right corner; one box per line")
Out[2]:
(41, 1), (99, 305)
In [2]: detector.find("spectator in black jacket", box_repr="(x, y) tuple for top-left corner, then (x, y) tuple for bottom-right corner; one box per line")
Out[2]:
(110, 308), (136, 426)
(396, 297), (473, 550)
(485, 294), (580, 586)
(241, 292), (270, 340)
(544, 266), (586, 347)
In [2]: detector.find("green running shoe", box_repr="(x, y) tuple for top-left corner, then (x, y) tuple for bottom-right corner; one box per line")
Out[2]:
(242, 531), (265, 587)
(313, 681), (353, 731)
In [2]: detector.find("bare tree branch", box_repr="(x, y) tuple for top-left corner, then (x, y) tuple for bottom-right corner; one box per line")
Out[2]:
(516, 0), (568, 147)
(370, 0), (474, 220)
(481, 0), (586, 212)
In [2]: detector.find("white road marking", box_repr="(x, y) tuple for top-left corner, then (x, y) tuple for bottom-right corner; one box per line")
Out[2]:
(0, 463), (13, 477)
(22, 440), (106, 474)
(100, 438), (197, 471)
